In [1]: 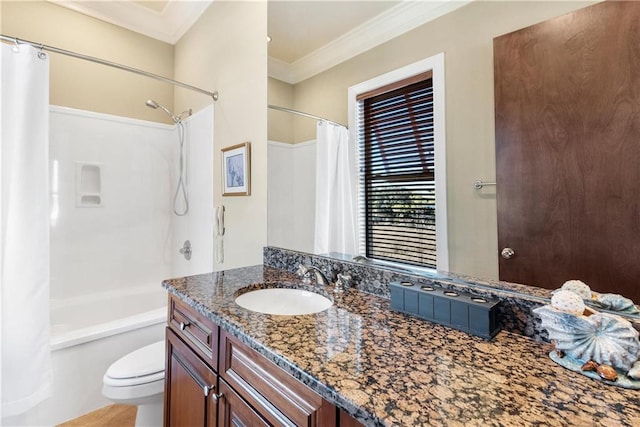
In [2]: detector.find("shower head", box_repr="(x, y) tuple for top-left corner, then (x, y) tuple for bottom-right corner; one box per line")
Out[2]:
(145, 99), (181, 123)
(145, 99), (192, 124)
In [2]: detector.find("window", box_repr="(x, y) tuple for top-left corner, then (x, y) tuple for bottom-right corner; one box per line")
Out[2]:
(348, 54), (447, 271)
(358, 75), (435, 267)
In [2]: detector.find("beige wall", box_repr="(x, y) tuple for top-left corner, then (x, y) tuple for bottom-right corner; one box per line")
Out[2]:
(1, 1), (175, 123)
(175, 1), (268, 270)
(272, 1), (597, 280)
(267, 77), (294, 143)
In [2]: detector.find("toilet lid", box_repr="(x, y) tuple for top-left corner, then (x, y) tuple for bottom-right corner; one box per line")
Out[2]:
(106, 340), (165, 380)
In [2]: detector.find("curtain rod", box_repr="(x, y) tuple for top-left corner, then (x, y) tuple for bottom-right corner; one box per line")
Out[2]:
(268, 104), (346, 128)
(1, 34), (219, 101)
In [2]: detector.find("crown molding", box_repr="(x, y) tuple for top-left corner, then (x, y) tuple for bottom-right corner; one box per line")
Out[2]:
(49, 0), (212, 45)
(269, 0), (472, 85)
(268, 56), (298, 84)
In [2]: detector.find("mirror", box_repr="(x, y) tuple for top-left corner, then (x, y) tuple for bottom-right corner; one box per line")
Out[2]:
(266, 0), (640, 318)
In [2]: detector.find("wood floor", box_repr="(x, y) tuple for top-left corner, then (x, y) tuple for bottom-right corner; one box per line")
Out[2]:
(56, 404), (137, 427)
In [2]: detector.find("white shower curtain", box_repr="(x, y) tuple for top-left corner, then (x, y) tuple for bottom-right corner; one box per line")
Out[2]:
(313, 121), (358, 255)
(1, 43), (53, 417)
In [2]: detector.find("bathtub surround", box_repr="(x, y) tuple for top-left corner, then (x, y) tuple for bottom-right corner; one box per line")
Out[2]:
(1, 43), (53, 417)
(170, 104), (215, 279)
(268, 140), (316, 253)
(48, 105), (214, 301)
(48, 106), (175, 300)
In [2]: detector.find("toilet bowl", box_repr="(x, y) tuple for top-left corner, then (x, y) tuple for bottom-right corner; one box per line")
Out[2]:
(102, 340), (165, 427)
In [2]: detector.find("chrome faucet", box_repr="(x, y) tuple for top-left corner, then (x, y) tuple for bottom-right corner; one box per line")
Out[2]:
(296, 264), (330, 286)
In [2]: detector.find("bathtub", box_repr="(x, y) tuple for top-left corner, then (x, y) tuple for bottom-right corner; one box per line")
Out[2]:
(50, 284), (167, 351)
(3, 285), (168, 426)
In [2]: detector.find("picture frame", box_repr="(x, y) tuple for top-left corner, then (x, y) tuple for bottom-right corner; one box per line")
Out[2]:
(221, 142), (251, 196)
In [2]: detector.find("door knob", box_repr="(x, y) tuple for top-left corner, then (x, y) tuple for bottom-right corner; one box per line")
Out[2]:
(501, 247), (515, 259)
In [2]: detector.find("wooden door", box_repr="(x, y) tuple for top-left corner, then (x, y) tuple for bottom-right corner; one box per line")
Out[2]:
(164, 328), (218, 427)
(494, 1), (640, 302)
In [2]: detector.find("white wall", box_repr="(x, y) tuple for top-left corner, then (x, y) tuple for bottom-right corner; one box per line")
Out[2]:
(170, 104), (215, 278)
(267, 140), (315, 253)
(49, 105), (214, 297)
(49, 106), (175, 301)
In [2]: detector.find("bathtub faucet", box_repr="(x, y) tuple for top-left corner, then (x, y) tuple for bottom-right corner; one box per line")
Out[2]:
(296, 264), (330, 287)
(179, 240), (192, 260)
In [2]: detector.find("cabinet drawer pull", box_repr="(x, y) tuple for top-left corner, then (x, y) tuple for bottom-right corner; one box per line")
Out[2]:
(211, 392), (223, 402)
(179, 321), (190, 331)
(203, 384), (216, 397)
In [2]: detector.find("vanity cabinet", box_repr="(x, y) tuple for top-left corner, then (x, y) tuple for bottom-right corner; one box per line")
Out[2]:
(164, 294), (362, 427)
(165, 328), (219, 427)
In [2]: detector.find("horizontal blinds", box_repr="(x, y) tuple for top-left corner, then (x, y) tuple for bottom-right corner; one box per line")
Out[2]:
(359, 77), (436, 268)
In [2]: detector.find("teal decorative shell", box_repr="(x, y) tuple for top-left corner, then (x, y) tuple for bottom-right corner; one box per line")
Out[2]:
(534, 306), (640, 372)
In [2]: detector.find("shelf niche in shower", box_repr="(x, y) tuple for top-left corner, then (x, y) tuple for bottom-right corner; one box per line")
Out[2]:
(76, 162), (103, 207)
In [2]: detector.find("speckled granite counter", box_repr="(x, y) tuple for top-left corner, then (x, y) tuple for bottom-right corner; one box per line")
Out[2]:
(162, 265), (640, 427)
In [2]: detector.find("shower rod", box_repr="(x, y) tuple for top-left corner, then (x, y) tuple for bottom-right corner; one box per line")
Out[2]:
(268, 104), (347, 128)
(1, 34), (219, 101)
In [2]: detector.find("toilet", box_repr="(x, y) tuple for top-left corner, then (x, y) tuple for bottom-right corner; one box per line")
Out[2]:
(102, 340), (166, 427)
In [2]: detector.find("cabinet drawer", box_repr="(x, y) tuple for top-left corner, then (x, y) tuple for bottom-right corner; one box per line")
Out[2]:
(219, 330), (335, 427)
(168, 294), (218, 367)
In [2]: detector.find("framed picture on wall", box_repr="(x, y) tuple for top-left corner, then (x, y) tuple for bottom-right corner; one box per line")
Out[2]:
(222, 142), (251, 196)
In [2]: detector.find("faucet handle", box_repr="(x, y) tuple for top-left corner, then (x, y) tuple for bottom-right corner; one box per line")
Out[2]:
(296, 265), (312, 284)
(335, 273), (353, 293)
(295, 265), (307, 276)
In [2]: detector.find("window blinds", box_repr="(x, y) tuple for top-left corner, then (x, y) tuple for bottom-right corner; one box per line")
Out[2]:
(359, 77), (436, 268)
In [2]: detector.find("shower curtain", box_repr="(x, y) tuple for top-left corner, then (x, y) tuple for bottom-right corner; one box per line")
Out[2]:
(1, 43), (53, 417)
(313, 121), (358, 255)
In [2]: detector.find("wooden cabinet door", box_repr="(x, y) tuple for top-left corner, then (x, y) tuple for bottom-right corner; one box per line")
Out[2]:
(494, 1), (640, 302)
(339, 410), (363, 427)
(217, 378), (270, 427)
(164, 328), (218, 427)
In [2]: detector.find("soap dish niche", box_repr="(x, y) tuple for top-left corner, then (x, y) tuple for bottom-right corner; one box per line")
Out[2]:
(75, 162), (103, 208)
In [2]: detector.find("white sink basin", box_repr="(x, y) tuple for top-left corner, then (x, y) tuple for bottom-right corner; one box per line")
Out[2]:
(235, 288), (333, 315)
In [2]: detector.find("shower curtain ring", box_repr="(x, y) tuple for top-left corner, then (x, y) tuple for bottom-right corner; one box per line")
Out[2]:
(37, 44), (47, 60)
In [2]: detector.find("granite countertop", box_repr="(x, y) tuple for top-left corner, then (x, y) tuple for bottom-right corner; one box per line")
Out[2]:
(162, 265), (640, 427)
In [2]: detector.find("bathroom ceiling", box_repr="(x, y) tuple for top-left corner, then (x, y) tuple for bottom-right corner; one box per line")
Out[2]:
(48, 0), (213, 44)
(50, 0), (470, 84)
